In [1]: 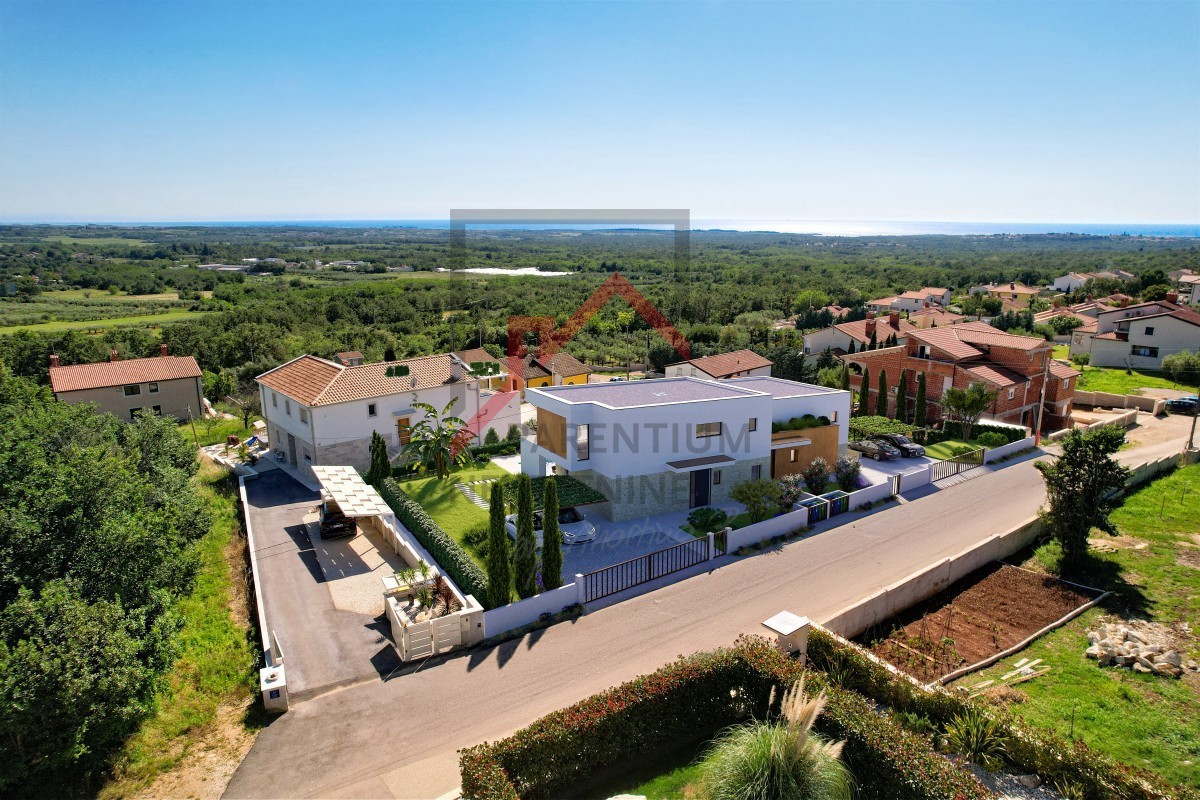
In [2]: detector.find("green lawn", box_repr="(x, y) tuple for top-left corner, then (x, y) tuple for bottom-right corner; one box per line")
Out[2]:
(99, 461), (258, 797)
(181, 415), (262, 448)
(955, 464), (1200, 787)
(0, 309), (210, 334)
(397, 462), (509, 568)
(924, 438), (978, 460)
(1052, 343), (1070, 360)
(621, 762), (703, 798)
(1075, 365), (1186, 395)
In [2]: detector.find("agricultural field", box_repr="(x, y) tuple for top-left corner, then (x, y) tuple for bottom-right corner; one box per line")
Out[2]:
(0, 309), (210, 334)
(951, 463), (1200, 787)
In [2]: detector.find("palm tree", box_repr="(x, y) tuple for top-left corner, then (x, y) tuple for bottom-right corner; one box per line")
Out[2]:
(400, 397), (471, 480)
(700, 680), (852, 800)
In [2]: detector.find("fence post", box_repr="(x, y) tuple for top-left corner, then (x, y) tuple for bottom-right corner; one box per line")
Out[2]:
(707, 531), (716, 560)
(575, 574), (585, 605)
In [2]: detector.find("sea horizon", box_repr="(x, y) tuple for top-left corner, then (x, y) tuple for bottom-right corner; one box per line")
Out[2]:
(2, 218), (1198, 238)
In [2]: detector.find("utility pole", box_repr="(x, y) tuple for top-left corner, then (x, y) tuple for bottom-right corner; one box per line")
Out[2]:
(1032, 346), (1051, 446)
(1188, 382), (1198, 452)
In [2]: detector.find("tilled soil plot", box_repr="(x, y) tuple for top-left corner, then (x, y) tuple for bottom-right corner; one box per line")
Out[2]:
(866, 563), (1098, 682)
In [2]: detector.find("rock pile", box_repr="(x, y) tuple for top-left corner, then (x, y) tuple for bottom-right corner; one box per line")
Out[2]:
(1084, 623), (1197, 678)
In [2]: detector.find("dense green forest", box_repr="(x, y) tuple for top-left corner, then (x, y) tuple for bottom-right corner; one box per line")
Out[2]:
(1, 225), (1196, 392)
(0, 374), (215, 796)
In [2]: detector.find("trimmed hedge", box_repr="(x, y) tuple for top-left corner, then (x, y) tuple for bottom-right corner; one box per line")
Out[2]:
(928, 420), (1027, 445)
(805, 628), (1195, 800)
(490, 475), (606, 511)
(772, 413), (832, 434)
(471, 440), (520, 458)
(378, 478), (492, 608)
(460, 637), (990, 800)
(847, 415), (918, 439)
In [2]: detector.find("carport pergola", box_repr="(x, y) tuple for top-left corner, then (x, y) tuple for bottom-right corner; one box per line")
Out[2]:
(311, 465), (394, 520)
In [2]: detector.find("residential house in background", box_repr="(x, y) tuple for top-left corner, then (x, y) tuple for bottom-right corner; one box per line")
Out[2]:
(453, 348), (508, 391)
(907, 307), (965, 329)
(1171, 273), (1200, 305)
(1049, 271), (1135, 293)
(665, 349), (773, 380)
(803, 310), (915, 354)
(865, 287), (951, 314)
(985, 282), (1041, 307)
(516, 350), (593, 395)
(842, 321), (1076, 431)
(256, 352), (519, 480)
(1068, 298), (1200, 369)
(49, 345), (203, 422)
(520, 377), (851, 521)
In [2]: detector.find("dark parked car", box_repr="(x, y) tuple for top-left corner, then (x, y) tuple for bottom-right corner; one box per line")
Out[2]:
(319, 504), (357, 540)
(1165, 395), (1198, 415)
(870, 433), (926, 458)
(848, 439), (901, 461)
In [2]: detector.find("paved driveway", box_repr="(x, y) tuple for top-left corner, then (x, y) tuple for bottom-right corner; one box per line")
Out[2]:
(557, 504), (728, 577)
(245, 471), (401, 699)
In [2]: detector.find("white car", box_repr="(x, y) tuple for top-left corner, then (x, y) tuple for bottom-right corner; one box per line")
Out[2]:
(505, 506), (597, 547)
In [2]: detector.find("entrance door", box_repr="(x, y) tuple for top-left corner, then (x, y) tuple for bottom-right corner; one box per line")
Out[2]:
(689, 468), (711, 508)
(287, 433), (297, 466)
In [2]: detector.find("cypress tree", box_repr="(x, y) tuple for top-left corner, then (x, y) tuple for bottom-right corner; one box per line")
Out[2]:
(858, 366), (872, 416)
(877, 369), (889, 418)
(540, 479), (563, 590)
(847, 340), (856, 354)
(895, 371), (908, 422)
(839, 363), (850, 392)
(514, 474), (537, 598)
(486, 482), (511, 608)
(365, 430), (389, 485)
(914, 372), (928, 428)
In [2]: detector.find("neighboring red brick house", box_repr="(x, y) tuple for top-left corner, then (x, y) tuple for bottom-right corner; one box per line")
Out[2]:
(842, 321), (1079, 432)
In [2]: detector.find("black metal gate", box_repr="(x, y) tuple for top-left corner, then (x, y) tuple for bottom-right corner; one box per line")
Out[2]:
(581, 537), (710, 603)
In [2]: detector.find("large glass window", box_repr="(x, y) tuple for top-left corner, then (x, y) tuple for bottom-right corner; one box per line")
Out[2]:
(576, 424), (590, 460)
(695, 421), (722, 438)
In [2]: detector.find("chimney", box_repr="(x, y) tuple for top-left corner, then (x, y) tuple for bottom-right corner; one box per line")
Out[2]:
(109, 349), (119, 362)
(1009, 282), (1016, 289)
(160, 343), (168, 357)
(888, 311), (900, 328)
(49, 354), (60, 368)
(924, 300), (931, 308)
(1166, 291), (1178, 304)
(865, 316), (877, 339)
(1119, 297), (1130, 308)
(450, 356), (464, 382)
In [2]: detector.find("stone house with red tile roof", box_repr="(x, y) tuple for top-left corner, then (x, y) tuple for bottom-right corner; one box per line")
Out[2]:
(803, 310), (917, 354)
(256, 352), (520, 478)
(49, 345), (203, 422)
(665, 348), (773, 380)
(842, 321), (1078, 432)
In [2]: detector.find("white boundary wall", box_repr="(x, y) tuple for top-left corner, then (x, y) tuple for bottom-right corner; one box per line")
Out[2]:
(483, 582), (580, 638)
(983, 436), (1036, 464)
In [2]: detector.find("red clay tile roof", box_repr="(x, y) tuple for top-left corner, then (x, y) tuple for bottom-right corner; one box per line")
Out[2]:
(832, 316), (915, 344)
(520, 356), (552, 381)
(50, 355), (201, 393)
(1048, 360), (1082, 380)
(257, 352), (472, 406)
(670, 348), (773, 378)
(539, 351), (592, 377)
(964, 363), (1024, 387)
(1094, 331), (1128, 341)
(907, 321), (1049, 360)
(908, 308), (965, 328)
(454, 348), (502, 367)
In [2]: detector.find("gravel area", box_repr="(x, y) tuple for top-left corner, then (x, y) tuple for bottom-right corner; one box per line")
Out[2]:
(967, 763), (1065, 800)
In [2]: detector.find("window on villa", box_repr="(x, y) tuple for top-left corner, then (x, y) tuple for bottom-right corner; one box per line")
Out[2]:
(713, 469), (722, 485)
(748, 417), (757, 432)
(695, 422), (722, 438)
(123, 384), (141, 396)
(285, 399), (291, 415)
(128, 408), (140, 420)
(299, 407), (308, 423)
(148, 382), (159, 394)
(1144, 326), (1155, 336)
(829, 411), (838, 423)
(750, 464), (762, 480)
(1007, 388), (1015, 400)
(789, 450), (797, 462)
(576, 424), (590, 460)
(1063, 378), (1070, 389)
(152, 405), (161, 416)
(1131, 346), (1159, 358)
(368, 403), (377, 417)
(397, 417), (411, 445)
(272, 392), (278, 408)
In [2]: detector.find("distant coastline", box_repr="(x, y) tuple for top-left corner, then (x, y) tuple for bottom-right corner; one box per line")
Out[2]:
(2, 219), (1198, 237)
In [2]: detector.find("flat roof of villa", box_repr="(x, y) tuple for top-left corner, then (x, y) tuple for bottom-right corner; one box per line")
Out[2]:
(530, 377), (761, 408)
(724, 376), (842, 398)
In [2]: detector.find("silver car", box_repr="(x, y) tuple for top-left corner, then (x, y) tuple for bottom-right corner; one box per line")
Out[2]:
(505, 506), (597, 546)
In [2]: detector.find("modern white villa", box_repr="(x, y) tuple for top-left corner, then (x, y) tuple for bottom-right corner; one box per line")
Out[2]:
(256, 352), (520, 480)
(520, 376), (851, 521)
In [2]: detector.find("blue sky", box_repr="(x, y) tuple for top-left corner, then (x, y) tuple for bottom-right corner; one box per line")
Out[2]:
(0, 0), (1197, 224)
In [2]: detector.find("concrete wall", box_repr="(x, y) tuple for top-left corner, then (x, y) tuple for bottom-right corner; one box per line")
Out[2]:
(982, 436), (1037, 464)
(1075, 390), (1166, 415)
(483, 582), (580, 638)
(58, 375), (203, 422)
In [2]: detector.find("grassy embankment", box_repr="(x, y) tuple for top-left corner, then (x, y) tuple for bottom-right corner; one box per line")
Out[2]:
(958, 462), (1200, 787)
(99, 459), (261, 798)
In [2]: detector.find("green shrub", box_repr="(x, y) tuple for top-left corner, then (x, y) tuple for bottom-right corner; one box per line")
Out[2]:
(772, 414), (833, 433)
(463, 524), (489, 547)
(941, 420), (1024, 443)
(1070, 352), (1091, 366)
(483, 427), (500, 446)
(833, 456), (861, 491)
(976, 431), (1008, 449)
(801, 457), (831, 494)
(459, 637), (991, 800)
(847, 416), (916, 440)
(378, 479), (491, 608)
(687, 506), (729, 534)
(505, 424), (522, 443)
(944, 707), (1007, 770)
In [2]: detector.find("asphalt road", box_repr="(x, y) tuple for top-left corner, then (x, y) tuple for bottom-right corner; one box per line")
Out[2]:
(225, 437), (1188, 800)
